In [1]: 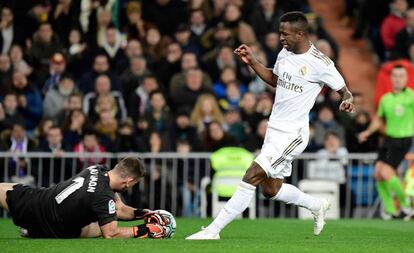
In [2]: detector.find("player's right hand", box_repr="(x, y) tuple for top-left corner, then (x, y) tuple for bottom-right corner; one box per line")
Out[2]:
(357, 130), (370, 143)
(234, 44), (255, 65)
(146, 223), (167, 239)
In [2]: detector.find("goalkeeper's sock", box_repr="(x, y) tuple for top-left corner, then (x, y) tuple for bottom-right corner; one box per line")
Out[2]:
(376, 181), (397, 215)
(386, 176), (409, 208)
(271, 183), (321, 212)
(207, 181), (256, 235)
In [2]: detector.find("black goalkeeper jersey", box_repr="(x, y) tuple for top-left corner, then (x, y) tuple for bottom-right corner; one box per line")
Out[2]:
(9, 165), (117, 238)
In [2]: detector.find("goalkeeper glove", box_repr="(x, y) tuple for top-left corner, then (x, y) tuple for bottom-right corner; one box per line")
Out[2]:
(133, 223), (166, 239)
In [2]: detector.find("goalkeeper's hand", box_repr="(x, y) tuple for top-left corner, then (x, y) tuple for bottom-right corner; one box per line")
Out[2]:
(133, 223), (166, 239)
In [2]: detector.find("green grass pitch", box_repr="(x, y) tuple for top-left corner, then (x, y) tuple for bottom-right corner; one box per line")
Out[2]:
(1, 218), (414, 253)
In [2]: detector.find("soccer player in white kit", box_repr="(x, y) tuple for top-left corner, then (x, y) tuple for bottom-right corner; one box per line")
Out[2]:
(186, 11), (354, 240)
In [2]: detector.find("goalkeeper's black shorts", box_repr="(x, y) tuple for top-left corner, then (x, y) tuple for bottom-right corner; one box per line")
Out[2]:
(6, 184), (58, 238)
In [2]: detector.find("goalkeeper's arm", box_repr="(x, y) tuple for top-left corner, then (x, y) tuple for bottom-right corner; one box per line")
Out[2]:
(114, 193), (154, 220)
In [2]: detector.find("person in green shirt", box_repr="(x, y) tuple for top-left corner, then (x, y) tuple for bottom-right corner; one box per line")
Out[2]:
(359, 65), (414, 218)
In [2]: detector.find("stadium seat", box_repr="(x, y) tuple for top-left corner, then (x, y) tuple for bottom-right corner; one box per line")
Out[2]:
(298, 179), (340, 219)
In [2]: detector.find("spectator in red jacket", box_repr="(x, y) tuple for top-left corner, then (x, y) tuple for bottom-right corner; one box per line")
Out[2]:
(380, 0), (408, 52)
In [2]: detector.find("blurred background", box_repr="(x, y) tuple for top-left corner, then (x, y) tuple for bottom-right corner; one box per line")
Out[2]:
(0, 0), (413, 220)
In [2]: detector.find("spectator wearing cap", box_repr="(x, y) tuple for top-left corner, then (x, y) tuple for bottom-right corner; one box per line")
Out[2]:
(165, 107), (200, 151)
(42, 52), (67, 94)
(43, 74), (77, 122)
(28, 22), (62, 84)
(9, 72), (42, 131)
(78, 54), (121, 94)
(175, 23), (201, 57)
(171, 68), (214, 112)
(0, 6), (25, 54)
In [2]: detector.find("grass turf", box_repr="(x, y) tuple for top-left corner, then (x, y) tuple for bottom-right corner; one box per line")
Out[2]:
(1, 218), (414, 253)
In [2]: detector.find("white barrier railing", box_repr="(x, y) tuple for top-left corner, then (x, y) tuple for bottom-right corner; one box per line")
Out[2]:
(0, 152), (382, 219)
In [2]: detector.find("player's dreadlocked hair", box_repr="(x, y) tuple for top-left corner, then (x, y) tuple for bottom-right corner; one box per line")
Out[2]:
(116, 157), (146, 179)
(279, 11), (309, 34)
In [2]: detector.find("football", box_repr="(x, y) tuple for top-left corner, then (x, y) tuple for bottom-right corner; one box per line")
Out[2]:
(154, 209), (176, 239)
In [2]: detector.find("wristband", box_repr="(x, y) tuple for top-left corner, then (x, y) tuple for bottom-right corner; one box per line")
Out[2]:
(134, 209), (147, 218)
(133, 224), (149, 238)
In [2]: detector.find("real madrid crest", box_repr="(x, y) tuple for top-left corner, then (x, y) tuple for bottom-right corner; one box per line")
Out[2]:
(299, 66), (307, 76)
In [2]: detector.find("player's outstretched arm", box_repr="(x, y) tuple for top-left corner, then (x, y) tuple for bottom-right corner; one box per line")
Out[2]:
(337, 86), (354, 112)
(234, 44), (278, 87)
(114, 193), (155, 221)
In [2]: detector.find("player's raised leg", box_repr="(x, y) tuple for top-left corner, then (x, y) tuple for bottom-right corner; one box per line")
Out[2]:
(261, 178), (330, 235)
(0, 183), (18, 211)
(185, 163), (267, 240)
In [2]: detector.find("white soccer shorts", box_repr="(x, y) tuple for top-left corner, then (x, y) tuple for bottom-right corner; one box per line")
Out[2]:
(255, 126), (309, 179)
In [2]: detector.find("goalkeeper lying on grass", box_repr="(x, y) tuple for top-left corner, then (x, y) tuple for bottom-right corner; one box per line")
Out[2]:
(0, 157), (168, 239)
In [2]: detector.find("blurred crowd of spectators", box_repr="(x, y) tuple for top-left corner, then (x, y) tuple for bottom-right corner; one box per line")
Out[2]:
(350, 0), (414, 103)
(0, 0), (381, 181)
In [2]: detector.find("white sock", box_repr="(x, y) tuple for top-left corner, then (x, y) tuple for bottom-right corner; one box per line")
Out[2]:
(271, 183), (321, 212)
(207, 181), (256, 234)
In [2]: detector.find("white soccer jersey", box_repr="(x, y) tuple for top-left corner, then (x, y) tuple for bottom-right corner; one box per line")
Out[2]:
(269, 44), (345, 131)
